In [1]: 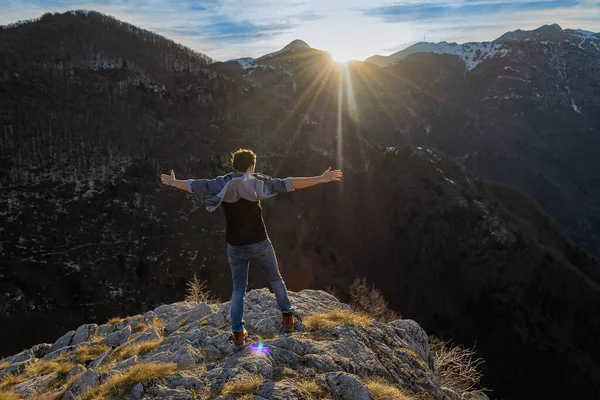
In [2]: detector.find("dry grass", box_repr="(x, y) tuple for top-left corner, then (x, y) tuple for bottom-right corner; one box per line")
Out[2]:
(26, 360), (74, 377)
(364, 378), (413, 400)
(37, 369), (85, 400)
(349, 278), (400, 322)
(177, 318), (189, 328)
(81, 362), (177, 400)
(0, 391), (21, 400)
(91, 336), (104, 344)
(132, 319), (166, 334)
(107, 316), (130, 325)
(75, 345), (110, 364)
(221, 374), (263, 397)
(153, 320), (167, 330)
(295, 379), (329, 399)
(0, 361), (9, 371)
(110, 338), (162, 363)
(304, 308), (373, 331)
(0, 374), (21, 392)
(185, 273), (218, 304)
(0, 360), (76, 398)
(429, 338), (484, 394)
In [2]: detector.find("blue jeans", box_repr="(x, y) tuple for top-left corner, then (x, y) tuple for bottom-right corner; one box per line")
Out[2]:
(227, 239), (293, 332)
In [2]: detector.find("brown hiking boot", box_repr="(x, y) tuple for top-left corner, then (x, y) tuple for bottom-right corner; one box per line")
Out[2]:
(232, 328), (248, 350)
(282, 312), (294, 333)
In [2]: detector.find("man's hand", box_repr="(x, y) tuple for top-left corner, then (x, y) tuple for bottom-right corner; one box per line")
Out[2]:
(161, 170), (176, 186)
(320, 168), (343, 183)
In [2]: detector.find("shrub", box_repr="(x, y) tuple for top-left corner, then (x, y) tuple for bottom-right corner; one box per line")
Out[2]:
(349, 278), (399, 322)
(429, 337), (485, 394)
(185, 273), (218, 304)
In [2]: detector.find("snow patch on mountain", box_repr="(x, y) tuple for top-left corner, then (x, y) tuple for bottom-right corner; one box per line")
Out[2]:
(369, 41), (504, 71)
(228, 57), (254, 69)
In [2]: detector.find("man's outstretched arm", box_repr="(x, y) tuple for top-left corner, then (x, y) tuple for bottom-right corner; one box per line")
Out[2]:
(160, 170), (189, 191)
(292, 168), (343, 190)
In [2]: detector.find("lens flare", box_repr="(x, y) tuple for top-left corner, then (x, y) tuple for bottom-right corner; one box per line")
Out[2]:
(249, 342), (271, 357)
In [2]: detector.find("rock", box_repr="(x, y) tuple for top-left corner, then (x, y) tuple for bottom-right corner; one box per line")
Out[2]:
(72, 324), (98, 345)
(142, 310), (158, 324)
(96, 323), (114, 337)
(12, 372), (58, 397)
(389, 319), (436, 372)
(103, 325), (132, 346)
(257, 380), (304, 399)
(4, 348), (34, 364)
(65, 364), (87, 381)
(153, 302), (193, 322)
(4, 290), (483, 400)
(43, 345), (76, 360)
(62, 369), (99, 400)
(187, 303), (212, 323)
(128, 327), (161, 345)
(3, 359), (36, 375)
(327, 372), (373, 400)
(145, 341), (202, 368)
(165, 315), (190, 334)
(115, 355), (138, 370)
(163, 304), (212, 334)
(50, 330), (75, 353)
(131, 382), (144, 399)
(163, 325), (211, 347)
(32, 343), (52, 359)
(164, 371), (205, 391)
(89, 347), (113, 369)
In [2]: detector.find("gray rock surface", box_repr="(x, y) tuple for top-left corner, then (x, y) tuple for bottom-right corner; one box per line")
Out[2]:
(50, 330), (75, 353)
(131, 382), (144, 399)
(62, 369), (99, 400)
(103, 324), (132, 346)
(72, 323), (98, 345)
(327, 372), (374, 400)
(65, 364), (87, 381)
(0, 289), (488, 400)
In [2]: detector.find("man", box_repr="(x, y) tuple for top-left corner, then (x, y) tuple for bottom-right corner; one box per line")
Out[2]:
(160, 149), (342, 349)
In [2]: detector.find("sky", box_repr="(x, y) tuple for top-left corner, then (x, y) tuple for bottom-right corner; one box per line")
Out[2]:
(1, 0), (599, 62)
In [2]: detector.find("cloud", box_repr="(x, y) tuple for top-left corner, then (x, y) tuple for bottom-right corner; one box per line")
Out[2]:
(360, 0), (579, 23)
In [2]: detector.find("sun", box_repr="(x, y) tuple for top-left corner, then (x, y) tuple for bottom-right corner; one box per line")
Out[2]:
(328, 49), (352, 64)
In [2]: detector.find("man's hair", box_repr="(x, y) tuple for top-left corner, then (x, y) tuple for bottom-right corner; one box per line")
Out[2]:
(231, 149), (256, 172)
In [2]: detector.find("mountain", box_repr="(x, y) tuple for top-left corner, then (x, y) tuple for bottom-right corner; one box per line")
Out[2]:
(365, 24), (600, 69)
(0, 290), (487, 400)
(221, 23), (600, 259)
(2, 11), (600, 399)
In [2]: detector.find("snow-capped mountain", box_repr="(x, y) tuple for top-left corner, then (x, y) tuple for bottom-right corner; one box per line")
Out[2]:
(366, 24), (600, 70)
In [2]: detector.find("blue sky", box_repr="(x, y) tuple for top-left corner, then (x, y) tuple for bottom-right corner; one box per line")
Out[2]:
(1, 0), (599, 61)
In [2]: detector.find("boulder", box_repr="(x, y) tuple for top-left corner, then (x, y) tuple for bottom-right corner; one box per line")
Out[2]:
(72, 324), (98, 345)
(103, 325), (132, 346)
(327, 372), (374, 400)
(62, 369), (99, 400)
(50, 330), (74, 353)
